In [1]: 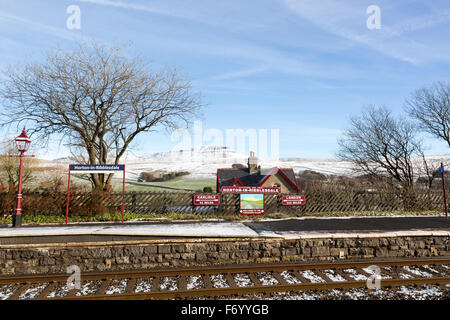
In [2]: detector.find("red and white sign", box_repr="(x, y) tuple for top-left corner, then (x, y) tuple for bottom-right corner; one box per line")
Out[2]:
(193, 194), (220, 205)
(282, 195), (306, 205)
(221, 186), (280, 194)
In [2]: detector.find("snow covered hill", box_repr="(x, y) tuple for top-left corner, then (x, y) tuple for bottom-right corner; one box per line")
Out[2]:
(120, 146), (356, 180)
(52, 146), (450, 181)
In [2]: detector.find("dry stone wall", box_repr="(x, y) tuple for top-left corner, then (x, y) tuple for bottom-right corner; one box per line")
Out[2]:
(1, 236), (449, 275)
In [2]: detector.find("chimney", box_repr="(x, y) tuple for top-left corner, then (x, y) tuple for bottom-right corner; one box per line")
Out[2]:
(248, 151), (258, 174)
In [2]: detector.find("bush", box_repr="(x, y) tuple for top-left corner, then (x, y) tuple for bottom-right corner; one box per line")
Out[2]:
(152, 171), (190, 182)
(139, 172), (156, 182)
(203, 186), (213, 193)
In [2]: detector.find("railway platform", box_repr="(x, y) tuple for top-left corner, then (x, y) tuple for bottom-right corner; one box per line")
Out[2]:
(1, 215), (450, 278)
(0, 215), (449, 243)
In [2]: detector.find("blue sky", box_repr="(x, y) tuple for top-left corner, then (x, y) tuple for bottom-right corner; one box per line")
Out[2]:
(0, 0), (449, 159)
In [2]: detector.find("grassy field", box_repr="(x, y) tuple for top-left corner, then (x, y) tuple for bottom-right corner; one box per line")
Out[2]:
(99, 175), (215, 192)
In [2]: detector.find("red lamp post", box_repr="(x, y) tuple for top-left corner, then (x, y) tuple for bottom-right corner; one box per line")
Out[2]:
(13, 128), (31, 227)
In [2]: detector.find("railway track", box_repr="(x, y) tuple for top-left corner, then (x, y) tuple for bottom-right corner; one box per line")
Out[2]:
(1, 258), (450, 300)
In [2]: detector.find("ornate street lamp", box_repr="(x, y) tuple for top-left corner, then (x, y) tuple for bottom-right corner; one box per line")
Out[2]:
(13, 128), (31, 227)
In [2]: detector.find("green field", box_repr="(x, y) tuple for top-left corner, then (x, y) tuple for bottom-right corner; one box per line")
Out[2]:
(108, 176), (216, 192)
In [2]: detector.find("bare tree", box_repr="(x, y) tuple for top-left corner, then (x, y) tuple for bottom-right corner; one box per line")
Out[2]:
(0, 139), (35, 191)
(337, 105), (426, 189)
(0, 43), (203, 190)
(405, 81), (450, 147)
(415, 154), (450, 189)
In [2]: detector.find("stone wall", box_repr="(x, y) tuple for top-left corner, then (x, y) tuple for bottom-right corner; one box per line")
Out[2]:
(1, 235), (450, 275)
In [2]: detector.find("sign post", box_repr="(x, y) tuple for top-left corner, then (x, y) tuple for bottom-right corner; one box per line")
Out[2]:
(440, 163), (448, 218)
(65, 164), (126, 224)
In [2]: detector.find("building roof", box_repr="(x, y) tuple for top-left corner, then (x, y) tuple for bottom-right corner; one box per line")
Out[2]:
(217, 167), (299, 192)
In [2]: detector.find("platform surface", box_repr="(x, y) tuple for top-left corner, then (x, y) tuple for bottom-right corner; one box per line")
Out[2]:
(1, 216), (450, 241)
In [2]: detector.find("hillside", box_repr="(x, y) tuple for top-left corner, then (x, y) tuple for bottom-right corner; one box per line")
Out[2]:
(47, 146), (450, 182)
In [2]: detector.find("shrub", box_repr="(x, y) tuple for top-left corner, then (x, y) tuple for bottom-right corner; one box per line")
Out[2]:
(139, 172), (156, 182)
(203, 186), (213, 193)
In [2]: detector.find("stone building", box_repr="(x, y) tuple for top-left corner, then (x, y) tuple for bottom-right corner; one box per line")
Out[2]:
(217, 151), (299, 193)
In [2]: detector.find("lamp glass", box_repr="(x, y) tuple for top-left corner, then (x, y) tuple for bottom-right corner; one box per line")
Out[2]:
(15, 138), (31, 152)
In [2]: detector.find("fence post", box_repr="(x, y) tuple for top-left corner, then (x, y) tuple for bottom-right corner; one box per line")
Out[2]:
(440, 163), (448, 217)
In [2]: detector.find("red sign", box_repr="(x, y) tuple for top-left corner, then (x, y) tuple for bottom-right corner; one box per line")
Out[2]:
(221, 186), (280, 194)
(282, 195), (306, 205)
(193, 194), (220, 206)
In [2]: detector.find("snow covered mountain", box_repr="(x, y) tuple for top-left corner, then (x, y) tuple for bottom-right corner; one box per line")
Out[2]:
(120, 146), (356, 180)
(52, 146), (450, 181)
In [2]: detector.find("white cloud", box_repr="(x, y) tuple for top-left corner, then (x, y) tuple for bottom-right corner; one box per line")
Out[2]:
(0, 10), (94, 43)
(282, 0), (450, 64)
(210, 66), (269, 81)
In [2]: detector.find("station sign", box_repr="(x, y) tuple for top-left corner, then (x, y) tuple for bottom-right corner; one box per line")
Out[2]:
(239, 194), (264, 215)
(193, 194), (220, 206)
(66, 164), (126, 224)
(282, 195), (306, 206)
(69, 164), (124, 174)
(221, 186), (280, 194)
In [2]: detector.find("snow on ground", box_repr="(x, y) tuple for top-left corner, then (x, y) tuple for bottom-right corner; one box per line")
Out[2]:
(187, 275), (204, 290)
(0, 222), (261, 238)
(256, 272), (279, 286)
(280, 271), (302, 284)
(234, 274), (254, 287)
(135, 278), (153, 293)
(75, 281), (101, 296)
(343, 269), (368, 281)
(322, 269), (346, 282)
(47, 146), (450, 181)
(105, 279), (128, 295)
(299, 270), (325, 283)
(120, 146), (356, 180)
(19, 283), (48, 300)
(211, 274), (229, 288)
(0, 285), (16, 300)
(159, 277), (178, 291)
(402, 266), (433, 278)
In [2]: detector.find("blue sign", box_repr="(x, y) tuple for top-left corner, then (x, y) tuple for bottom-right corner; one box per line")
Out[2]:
(439, 167), (445, 174)
(70, 164), (124, 173)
